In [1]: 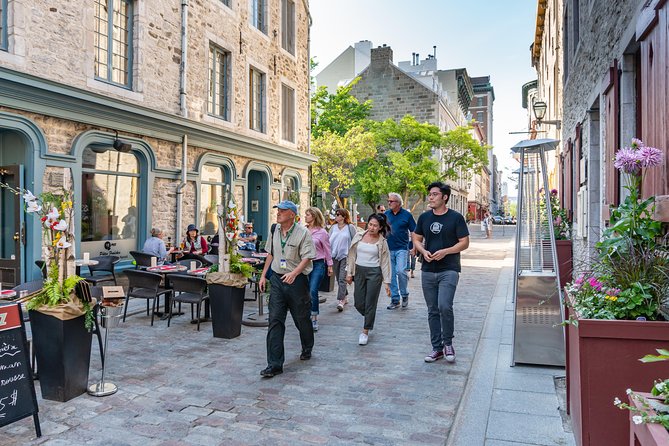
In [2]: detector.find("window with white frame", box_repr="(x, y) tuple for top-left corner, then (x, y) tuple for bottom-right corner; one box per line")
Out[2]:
(251, 0), (267, 34)
(281, 84), (295, 142)
(208, 44), (231, 120)
(94, 0), (133, 87)
(249, 67), (266, 132)
(220, 0), (230, 6)
(281, 0), (295, 54)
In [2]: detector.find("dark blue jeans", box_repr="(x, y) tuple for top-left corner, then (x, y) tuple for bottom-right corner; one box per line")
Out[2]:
(308, 259), (326, 316)
(421, 270), (459, 349)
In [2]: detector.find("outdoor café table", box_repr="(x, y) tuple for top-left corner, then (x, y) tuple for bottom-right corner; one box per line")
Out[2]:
(146, 264), (187, 319)
(75, 258), (99, 276)
(0, 289), (17, 299)
(240, 254), (269, 327)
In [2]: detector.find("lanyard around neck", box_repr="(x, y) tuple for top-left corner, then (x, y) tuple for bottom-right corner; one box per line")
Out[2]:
(279, 223), (296, 253)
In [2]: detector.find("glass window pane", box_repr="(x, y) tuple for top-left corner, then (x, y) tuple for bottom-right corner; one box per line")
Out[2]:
(202, 165), (223, 183)
(82, 147), (139, 173)
(81, 173), (138, 242)
(199, 183), (222, 236)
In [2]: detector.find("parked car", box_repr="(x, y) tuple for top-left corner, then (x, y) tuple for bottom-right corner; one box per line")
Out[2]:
(504, 216), (516, 225)
(491, 215), (504, 225)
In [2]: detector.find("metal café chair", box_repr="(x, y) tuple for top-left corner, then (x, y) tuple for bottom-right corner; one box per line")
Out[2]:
(122, 270), (172, 326)
(166, 274), (209, 331)
(35, 260), (47, 279)
(203, 255), (218, 266)
(83, 255), (120, 286)
(129, 250), (155, 270)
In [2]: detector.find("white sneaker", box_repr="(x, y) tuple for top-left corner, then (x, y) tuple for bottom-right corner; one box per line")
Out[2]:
(358, 333), (368, 345)
(336, 301), (344, 312)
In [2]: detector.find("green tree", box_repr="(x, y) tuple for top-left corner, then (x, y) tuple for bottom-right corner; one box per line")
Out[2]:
(439, 126), (490, 183)
(310, 79), (372, 139)
(355, 116), (441, 212)
(312, 126), (377, 208)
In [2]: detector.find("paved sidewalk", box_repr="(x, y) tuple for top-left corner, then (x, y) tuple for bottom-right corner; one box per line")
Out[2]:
(447, 236), (575, 446)
(1, 228), (571, 445)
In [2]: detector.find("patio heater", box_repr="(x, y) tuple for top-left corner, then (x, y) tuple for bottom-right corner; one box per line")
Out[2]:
(511, 138), (564, 367)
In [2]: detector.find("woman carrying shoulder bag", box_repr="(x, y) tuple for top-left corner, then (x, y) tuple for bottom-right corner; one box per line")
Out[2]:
(346, 213), (391, 346)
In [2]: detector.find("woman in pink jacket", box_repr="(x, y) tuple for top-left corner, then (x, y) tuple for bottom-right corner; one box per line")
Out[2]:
(304, 207), (333, 332)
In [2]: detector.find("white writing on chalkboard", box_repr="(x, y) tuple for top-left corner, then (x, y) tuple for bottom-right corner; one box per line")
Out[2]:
(0, 361), (21, 371)
(0, 374), (26, 386)
(0, 342), (19, 357)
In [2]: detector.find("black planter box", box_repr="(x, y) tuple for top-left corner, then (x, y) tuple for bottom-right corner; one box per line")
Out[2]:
(29, 310), (92, 402)
(209, 284), (245, 339)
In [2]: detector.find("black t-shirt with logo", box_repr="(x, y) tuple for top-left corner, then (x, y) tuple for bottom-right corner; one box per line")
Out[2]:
(414, 209), (469, 273)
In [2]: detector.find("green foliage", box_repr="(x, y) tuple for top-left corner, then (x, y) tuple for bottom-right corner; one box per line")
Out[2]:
(355, 116), (441, 211)
(439, 126), (490, 183)
(229, 253), (255, 278)
(312, 126), (377, 208)
(310, 80), (372, 139)
(26, 269), (93, 330)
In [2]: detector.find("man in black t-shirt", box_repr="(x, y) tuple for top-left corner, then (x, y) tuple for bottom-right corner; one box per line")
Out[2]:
(413, 182), (470, 363)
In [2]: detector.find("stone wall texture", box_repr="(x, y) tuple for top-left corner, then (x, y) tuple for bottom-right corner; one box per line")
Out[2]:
(561, 0), (637, 141)
(1, 0), (310, 153)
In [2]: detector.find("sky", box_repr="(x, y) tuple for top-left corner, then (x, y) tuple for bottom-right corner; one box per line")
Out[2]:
(309, 0), (538, 183)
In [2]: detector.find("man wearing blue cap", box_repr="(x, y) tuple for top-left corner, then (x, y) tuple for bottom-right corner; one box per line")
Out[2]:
(258, 200), (316, 378)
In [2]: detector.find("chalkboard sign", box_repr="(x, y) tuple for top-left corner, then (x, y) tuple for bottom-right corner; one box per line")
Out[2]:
(0, 304), (41, 437)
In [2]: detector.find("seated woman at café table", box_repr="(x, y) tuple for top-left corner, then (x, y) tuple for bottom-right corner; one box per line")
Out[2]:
(238, 222), (258, 251)
(142, 227), (175, 264)
(178, 224), (212, 265)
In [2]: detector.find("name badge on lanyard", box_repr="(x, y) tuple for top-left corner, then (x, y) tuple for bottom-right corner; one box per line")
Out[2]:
(279, 259), (287, 269)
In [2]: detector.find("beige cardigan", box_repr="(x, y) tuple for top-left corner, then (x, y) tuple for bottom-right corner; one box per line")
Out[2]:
(346, 230), (391, 283)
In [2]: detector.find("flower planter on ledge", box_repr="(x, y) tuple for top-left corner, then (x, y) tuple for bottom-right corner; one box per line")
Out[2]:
(566, 307), (669, 446)
(628, 392), (669, 446)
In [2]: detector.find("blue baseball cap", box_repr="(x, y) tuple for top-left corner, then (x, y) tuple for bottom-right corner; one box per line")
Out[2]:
(273, 200), (298, 214)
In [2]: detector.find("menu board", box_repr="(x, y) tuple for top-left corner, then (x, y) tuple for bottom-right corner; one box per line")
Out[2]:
(0, 304), (41, 437)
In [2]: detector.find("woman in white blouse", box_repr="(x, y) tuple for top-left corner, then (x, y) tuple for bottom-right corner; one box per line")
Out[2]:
(346, 213), (391, 345)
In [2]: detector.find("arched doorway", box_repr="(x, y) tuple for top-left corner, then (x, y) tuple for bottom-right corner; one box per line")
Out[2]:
(0, 129), (34, 286)
(246, 169), (269, 241)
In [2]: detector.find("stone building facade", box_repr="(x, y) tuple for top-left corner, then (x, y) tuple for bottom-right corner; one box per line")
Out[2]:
(536, 0), (669, 272)
(0, 0), (313, 285)
(347, 45), (475, 216)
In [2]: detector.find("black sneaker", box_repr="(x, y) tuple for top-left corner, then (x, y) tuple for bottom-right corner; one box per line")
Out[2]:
(444, 345), (456, 363)
(386, 302), (400, 310)
(401, 297), (408, 308)
(300, 350), (312, 360)
(260, 366), (283, 378)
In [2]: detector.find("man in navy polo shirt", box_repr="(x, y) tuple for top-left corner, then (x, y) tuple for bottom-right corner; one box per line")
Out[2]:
(384, 192), (416, 309)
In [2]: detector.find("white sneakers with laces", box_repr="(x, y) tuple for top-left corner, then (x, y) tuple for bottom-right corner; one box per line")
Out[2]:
(358, 332), (368, 345)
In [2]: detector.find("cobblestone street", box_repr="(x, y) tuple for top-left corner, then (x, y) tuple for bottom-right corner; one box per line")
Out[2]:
(2, 228), (512, 446)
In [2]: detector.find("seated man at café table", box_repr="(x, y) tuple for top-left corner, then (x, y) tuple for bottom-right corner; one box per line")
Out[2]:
(258, 200), (315, 378)
(142, 227), (175, 264)
(239, 222), (258, 251)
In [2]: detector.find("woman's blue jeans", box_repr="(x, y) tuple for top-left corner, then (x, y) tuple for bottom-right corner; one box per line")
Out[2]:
(309, 259), (327, 316)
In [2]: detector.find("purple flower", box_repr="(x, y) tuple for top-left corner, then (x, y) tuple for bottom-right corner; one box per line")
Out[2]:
(631, 138), (644, 149)
(551, 188), (558, 196)
(575, 274), (585, 285)
(637, 146), (663, 168)
(614, 148), (641, 174)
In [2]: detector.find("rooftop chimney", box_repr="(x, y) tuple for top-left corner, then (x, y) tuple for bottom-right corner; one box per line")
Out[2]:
(371, 45), (393, 68)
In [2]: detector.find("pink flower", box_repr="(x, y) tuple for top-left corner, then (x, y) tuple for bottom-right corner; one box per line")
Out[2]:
(614, 148), (641, 174)
(554, 216), (562, 225)
(637, 146), (663, 168)
(587, 276), (603, 291)
(575, 274), (585, 285)
(631, 138), (644, 149)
